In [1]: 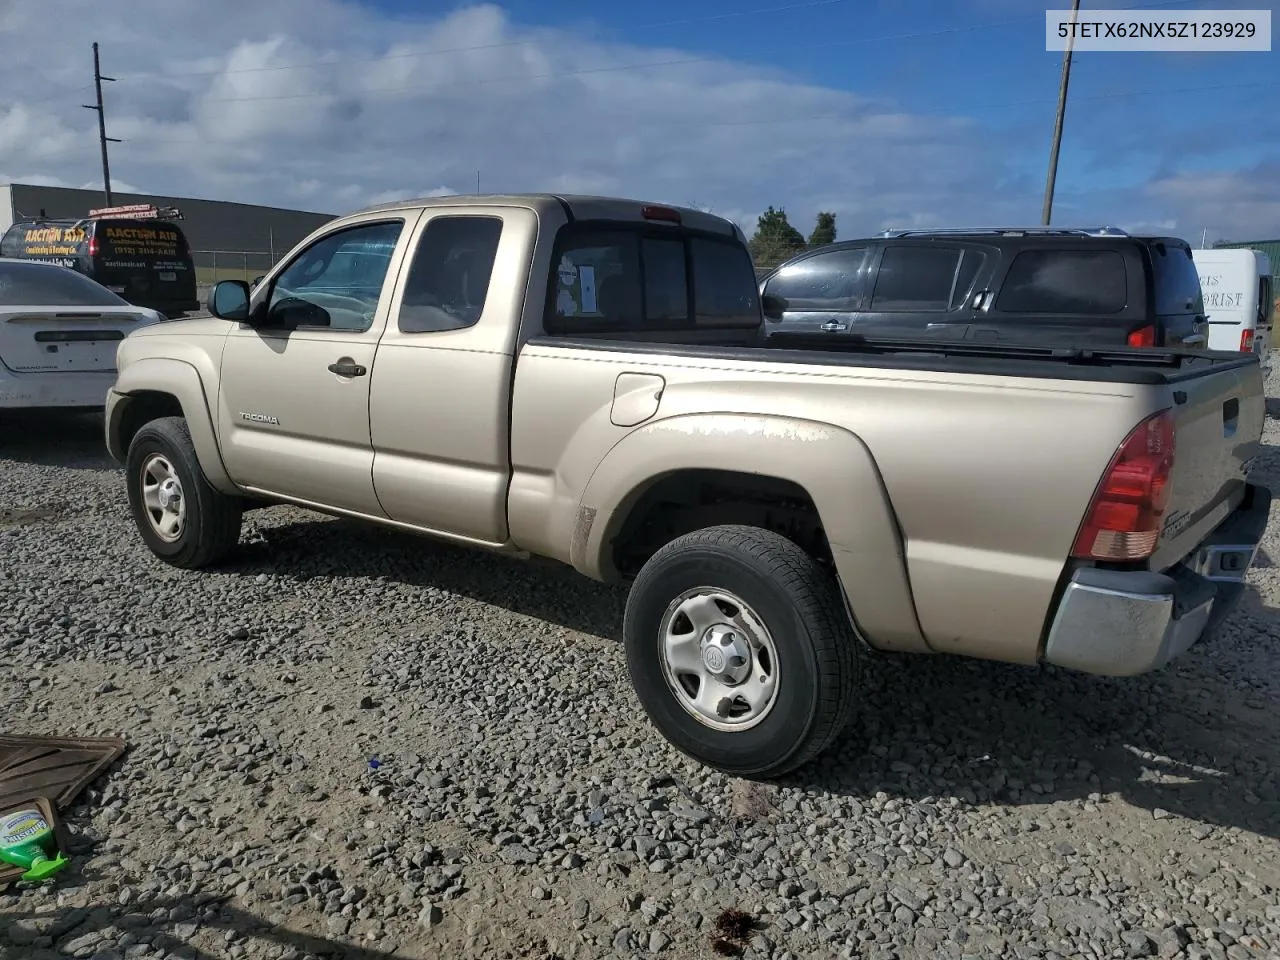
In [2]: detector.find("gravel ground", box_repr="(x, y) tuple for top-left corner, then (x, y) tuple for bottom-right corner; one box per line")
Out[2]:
(1, 382), (1279, 960)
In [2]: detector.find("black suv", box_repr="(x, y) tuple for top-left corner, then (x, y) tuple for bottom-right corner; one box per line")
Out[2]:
(758, 226), (1208, 349)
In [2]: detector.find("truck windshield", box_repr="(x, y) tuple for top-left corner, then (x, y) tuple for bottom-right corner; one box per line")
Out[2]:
(546, 227), (760, 335)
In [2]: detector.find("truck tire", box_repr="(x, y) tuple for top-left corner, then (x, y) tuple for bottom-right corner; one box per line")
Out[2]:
(623, 524), (859, 779)
(125, 416), (243, 569)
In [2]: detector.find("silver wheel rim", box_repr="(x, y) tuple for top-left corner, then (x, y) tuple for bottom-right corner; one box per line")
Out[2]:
(658, 587), (780, 732)
(140, 453), (186, 543)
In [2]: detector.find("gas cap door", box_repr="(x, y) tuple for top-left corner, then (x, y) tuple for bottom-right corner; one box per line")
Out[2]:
(610, 372), (666, 427)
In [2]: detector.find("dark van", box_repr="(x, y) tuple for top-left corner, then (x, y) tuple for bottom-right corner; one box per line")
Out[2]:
(0, 216), (199, 318)
(758, 226), (1209, 350)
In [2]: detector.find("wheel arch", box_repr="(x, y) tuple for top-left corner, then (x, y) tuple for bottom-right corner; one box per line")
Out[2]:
(575, 413), (930, 654)
(106, 358), (238, 495)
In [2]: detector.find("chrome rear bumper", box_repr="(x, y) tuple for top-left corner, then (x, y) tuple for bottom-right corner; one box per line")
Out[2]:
(1043, 482), (1272, 676)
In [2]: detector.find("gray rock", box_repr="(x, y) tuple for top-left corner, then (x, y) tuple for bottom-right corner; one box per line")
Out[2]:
(325, 916), (350, 937)
(613, 927), (634, 951)
(1122, 931), (1156, 957)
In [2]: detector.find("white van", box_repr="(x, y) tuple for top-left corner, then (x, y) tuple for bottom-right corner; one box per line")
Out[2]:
(1192, 248), (1274, 371)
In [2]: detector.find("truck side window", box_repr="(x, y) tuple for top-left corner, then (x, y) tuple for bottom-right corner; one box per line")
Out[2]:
(868, 246), (962, 312)
(398, 216), (504, 333)
(266, 220), (403, 332)
(996, 250), (1127, 315)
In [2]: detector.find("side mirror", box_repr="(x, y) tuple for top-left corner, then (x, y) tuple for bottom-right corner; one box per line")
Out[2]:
(209, 280), (251, 322)
(761, 293), (786, 320)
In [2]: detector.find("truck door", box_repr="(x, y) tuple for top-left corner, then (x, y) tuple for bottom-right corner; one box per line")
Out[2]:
(216, 213), (421, 516)
(368, 206), (532, 545)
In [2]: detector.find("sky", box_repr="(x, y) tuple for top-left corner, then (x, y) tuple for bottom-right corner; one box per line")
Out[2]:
(0, 0), (1276, 244)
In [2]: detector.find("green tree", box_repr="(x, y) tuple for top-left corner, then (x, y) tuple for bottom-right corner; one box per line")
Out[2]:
(748, 206), (807, 269)
(808, 211), (837, 247)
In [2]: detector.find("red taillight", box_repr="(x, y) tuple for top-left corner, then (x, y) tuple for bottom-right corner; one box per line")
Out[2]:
(1240, 327), (1255, 351)
(641, 204), (681, 224)
(1126, 324), (1156, 348)
(87, 236), (99, 257)
(1070, 409), (1176, 562)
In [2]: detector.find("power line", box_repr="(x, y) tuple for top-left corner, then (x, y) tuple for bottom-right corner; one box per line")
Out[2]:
(114, 79), (1270, 149)
(136, 0), (862, 80)
(164, 0), (1209, 108)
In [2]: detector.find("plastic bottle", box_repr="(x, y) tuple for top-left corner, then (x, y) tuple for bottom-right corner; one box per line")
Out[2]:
(0, 806), (69, 882)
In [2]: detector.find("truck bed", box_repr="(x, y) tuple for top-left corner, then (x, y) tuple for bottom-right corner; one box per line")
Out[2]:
(512, 332), (1264, 665)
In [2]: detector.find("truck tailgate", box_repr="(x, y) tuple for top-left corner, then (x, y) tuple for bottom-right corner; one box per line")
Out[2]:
(1149, 358), (1265, 572)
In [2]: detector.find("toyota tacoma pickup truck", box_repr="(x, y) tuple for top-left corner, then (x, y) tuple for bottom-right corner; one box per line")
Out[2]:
(104, 194), (1272, 779)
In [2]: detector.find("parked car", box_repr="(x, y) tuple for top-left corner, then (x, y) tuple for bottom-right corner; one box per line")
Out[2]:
(1192, 247), (1273, 372)
(0, 258), (164, 411)
(104, 195), (1269, 778)
(0, 214), (199, 319)
(759, 226), (1209, 349)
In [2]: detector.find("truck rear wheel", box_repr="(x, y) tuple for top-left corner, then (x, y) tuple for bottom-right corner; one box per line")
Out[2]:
(125, 416), (243, 569)
(622, 524), (860, 779)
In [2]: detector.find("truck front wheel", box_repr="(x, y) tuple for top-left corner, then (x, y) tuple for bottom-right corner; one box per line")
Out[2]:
(125, 416), (243, 569)
(622, 524), (860, 779)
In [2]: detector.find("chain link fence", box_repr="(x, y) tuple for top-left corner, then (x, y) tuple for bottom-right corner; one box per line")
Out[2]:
(192, 249), (280, 303)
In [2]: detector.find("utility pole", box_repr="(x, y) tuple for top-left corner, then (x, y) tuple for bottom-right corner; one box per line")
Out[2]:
(1041, 0), (1081, 225)
(83, 42), (121, 206)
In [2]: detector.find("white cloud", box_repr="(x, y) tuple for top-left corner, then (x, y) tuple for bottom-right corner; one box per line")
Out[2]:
(0, 0), (1272, 243)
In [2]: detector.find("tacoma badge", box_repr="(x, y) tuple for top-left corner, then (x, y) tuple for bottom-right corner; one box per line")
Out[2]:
(239, 412), (280, 425)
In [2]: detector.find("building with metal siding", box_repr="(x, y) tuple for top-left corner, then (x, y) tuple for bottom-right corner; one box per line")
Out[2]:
(0, 182), (337, 288)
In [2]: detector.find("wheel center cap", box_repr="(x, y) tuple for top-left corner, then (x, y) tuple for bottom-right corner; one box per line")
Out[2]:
(701, 625), (752, 684)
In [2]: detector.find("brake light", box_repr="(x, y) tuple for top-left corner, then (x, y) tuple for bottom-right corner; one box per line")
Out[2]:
(87, 236), (99, 257)
(641, 204), (681, 224)
(1070, 409), (1176, 561)
(1240, 327), (1255, 351)
(1126, 324), (1156, 348)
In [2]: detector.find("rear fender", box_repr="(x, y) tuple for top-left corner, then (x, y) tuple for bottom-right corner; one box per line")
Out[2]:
(107, 358), (238, 495)
(577, 413), (930, 654)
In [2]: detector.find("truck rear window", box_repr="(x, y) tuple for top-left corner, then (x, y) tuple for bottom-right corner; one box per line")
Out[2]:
(997, 250), (1127, 315)
(546, 226), (760, 334)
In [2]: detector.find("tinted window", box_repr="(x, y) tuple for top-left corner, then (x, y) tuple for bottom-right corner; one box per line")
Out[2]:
(997, 250), (1127, 314)
(643, 238), (688, 323)
(268, 220), (403, 331)
(0, 261), (128, 307)
(764, 247), (869, 311)
(692, 237), (760, 327)
(398, 216), (503, 333)
(869, 246), (964, 312)
(547, 228), (758, 334)
(1149, 243), (1204, 315)
(1261, 276), (1275, 325)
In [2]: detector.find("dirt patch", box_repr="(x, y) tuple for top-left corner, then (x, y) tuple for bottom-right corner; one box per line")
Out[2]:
(0, 505), (64, 527)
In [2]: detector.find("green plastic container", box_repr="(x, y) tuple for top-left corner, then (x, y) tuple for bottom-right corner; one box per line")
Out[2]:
(0, 806), (69, 882)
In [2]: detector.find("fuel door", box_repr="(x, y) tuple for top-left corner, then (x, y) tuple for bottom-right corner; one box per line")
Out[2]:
(610, 373), (666, 427)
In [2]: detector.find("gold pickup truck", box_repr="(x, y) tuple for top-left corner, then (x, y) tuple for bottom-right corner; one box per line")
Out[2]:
(104, 194), (1272, 778)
